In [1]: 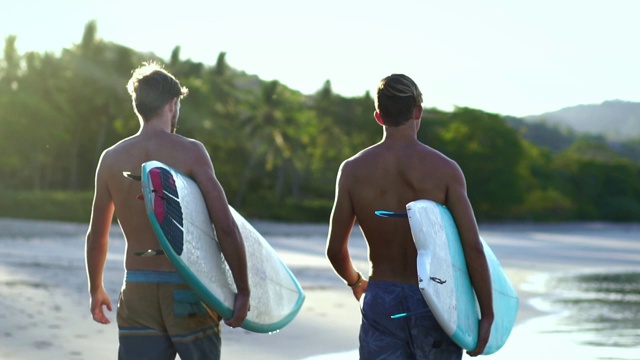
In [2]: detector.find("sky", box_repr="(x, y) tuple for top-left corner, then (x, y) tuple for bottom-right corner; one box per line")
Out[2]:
(2, 0), (639, 117)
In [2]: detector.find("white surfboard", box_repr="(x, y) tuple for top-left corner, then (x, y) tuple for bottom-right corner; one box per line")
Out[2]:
(140, 160), (305, 333)
(406, 199), (518, 354)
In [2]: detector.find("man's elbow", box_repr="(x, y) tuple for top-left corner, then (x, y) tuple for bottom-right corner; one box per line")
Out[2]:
(216, 222), (242, 244)
(325, 245), (345, 266)
(325, 244), (336, 260)
(85, 231), (95, 249)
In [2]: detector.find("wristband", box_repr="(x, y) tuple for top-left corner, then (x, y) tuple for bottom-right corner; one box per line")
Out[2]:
(348, 272), (363, 288)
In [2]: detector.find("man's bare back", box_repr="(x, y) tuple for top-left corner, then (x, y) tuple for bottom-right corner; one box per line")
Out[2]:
(338, 138), (459, 284)
(98, 130), (211, 271)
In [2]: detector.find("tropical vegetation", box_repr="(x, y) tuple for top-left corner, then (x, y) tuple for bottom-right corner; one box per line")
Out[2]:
(1, 21), (639, 223)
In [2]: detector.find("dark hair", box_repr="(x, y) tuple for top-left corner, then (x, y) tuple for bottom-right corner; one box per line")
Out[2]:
(375, 74), (423, 127)
(126, 61), (188, 121)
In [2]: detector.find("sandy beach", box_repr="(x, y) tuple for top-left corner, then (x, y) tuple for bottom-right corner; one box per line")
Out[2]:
(0, 218), (638, 359)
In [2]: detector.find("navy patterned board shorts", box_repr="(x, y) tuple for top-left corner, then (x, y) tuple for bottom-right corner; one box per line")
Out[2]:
(359, 280), (462, 360)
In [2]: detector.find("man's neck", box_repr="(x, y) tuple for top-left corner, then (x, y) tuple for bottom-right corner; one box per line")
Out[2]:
(139, 117), (171, 134)
(381, 120), (419, 144)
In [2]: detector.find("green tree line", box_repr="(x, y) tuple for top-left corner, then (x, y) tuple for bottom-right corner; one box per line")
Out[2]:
(1, 21), (639, 223)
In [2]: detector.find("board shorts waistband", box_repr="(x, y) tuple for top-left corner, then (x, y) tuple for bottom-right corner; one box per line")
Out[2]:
(124, 270), (185, 284)
(366, 279), (420, 289)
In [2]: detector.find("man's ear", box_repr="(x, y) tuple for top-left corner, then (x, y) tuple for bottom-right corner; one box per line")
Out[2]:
(374, 111), (385, 126)
(167, 98), (178, 114)
(413, 105), (423, 120)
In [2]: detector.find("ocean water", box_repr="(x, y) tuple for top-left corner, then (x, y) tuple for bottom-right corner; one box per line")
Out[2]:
(547, 271), (640, 350)
(303, 271), (640, 360)
(492, 270), (640, 360)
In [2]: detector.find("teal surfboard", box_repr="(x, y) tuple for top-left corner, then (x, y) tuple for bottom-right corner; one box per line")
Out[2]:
(140, 160), (305, 333)
(407, 199), (518, 354)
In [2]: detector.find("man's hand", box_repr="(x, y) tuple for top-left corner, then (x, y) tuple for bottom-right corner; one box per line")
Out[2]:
(466, 316), (493, 356)
(90, 288), (112, 324)
(224, 292), (250, 328)
(352, 279), (368, 301)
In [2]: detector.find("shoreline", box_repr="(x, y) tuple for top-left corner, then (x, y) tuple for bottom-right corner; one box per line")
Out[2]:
(0, 218), (638, 359)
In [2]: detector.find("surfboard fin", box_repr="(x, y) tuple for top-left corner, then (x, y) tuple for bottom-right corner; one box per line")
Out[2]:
(123, 172), (142, 181)
(375, 210), (408, 218)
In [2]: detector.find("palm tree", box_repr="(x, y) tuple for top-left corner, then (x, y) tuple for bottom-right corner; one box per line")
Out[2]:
(233, 80), (312, 206)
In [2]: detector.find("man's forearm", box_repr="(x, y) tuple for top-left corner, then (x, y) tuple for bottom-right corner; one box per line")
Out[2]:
(85, 232), (107, 293)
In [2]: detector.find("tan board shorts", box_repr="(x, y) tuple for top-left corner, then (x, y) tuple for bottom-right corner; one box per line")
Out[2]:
(117, 270), (221, 360)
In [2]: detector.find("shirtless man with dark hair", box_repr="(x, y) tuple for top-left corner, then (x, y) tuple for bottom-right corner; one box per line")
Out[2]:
(326, 74), (493, 359)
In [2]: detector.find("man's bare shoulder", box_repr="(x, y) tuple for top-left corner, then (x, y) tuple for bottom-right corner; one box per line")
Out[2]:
(98, 133), (207, 175)
(341, 142), (463, 188)
(419, 144), (458, 166)
(346, 142), (456, 166)
(341, 143), (382, 165)
(153, 133), (205, 153)
(107, 133), (203, 155)
(338, 145), (378, 176)
(418, 145), (464, 181)
(99, 134), (140, 157)
(98, 138), (131, 165)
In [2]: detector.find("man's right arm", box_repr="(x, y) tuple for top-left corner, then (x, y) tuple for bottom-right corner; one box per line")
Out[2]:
(326, 161), (367, 300)
(85, 152), (115, 324)
(189, 141), (250, 327)
(445, 161), (494, 356)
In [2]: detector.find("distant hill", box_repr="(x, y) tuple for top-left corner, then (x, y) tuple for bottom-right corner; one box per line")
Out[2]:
(504, 116), (576, 152)
(524, 100), (640, 141)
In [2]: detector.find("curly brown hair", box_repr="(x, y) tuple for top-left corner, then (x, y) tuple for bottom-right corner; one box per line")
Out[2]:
(126, 61), (188, 121)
